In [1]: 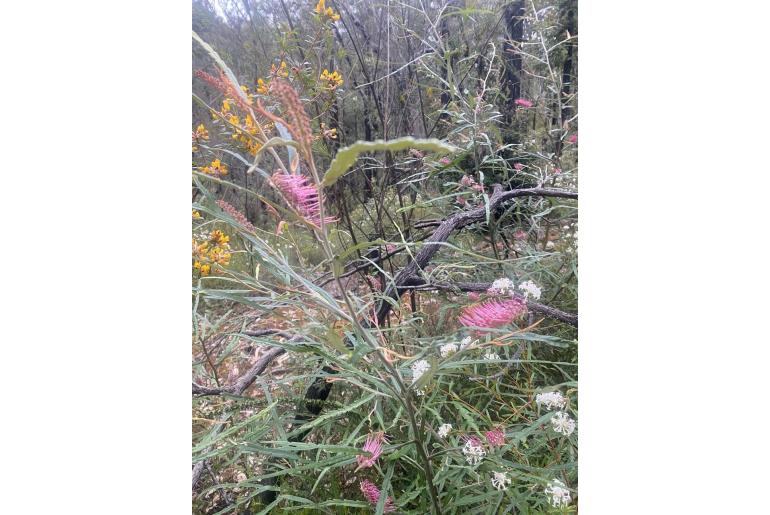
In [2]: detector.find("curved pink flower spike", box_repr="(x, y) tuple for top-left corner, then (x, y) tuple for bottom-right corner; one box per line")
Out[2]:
(458, 298), (527, 329)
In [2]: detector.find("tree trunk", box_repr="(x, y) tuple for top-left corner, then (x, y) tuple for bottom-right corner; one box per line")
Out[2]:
(501, 0), (525, 145)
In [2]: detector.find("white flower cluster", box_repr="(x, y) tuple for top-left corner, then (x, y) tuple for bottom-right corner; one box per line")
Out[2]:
(536, 390), (575, 437)
(550, 411), (576, 436)
(535, 391), (567, 411)
(459, 336), (473, 350)
(411, 359), (430, 395)
(462, 440), (487, 465)
(411, 359), (430, 381)
(439, 342), (458, 358)
(544, 478), (572, 508)
(517, 280), (542, 300)
(484, 351), (501, 361)
(491, 471), (512, 491)
(437, 423), (452, 438)
(488, 277), (516, 296)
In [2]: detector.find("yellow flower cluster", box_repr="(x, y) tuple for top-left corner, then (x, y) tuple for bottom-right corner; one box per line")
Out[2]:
(257, 78), (269, 94)
(320, 69), (343, 89)
(192, 230), (232, 276)
(223, 111), (263, 155)
(315, 0), (340, 22)
(192, 210), (202, 219)
(202, 159), (228, 176)
(192, 124), (209, 152)
(270, 61), (289, 78)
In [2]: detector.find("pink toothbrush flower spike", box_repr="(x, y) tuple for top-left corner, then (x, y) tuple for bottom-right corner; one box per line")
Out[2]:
(356, 432), (386, 470)
(359, 480), (396, 513)
(458, 298), (527, 329)
(271, 171), (336, 227)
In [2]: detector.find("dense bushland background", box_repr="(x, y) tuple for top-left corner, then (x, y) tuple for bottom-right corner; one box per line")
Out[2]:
(192, 0), (577, 513)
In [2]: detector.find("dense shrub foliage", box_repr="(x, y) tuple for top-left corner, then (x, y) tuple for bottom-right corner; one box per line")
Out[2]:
(192, 1), (577, 513)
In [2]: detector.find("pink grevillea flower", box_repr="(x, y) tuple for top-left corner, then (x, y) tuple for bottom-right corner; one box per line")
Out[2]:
(567, 133), (578, 144)
(440, 157), (451, 165)
(271, 172), (336, 226)
(513, 162), (524, 171)
(553, 168), (562, 175)
(514, 229), (527, 240)
(514, 98), (534, 108)
(359, 480), (396, 513)
(458, 298), (527, 329)
(460, 175), (476, 188)
(485, 428), (506, 447)
(356, 432), (386, 470)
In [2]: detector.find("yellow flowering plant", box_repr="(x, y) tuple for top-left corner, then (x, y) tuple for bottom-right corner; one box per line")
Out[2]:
(314, 0), (340, 22)
(320, 69), (343, 89)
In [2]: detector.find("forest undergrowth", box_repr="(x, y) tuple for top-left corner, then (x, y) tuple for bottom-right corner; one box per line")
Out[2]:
(192, 1), (577, 513)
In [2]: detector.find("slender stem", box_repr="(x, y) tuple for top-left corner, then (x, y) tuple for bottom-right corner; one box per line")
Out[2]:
(306, 156), (443, 514)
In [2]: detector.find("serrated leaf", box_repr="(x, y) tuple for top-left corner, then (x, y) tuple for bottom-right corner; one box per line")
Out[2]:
(322, 137), (456, 187)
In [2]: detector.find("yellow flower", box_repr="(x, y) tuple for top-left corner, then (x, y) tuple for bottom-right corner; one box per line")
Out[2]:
(271, 61), (289, 78)
(315, 0), (340, 21)
(195, 124), (209, 140)
(209, 246), (231, 266)
(199, 263), (211, 276)
(257, 78), (269, 95)
(222, 99), (231, 113)
(192, 124), (209, 152)
(192, 210), (202, 219)
(209, 230), (229, 246)
(202, 159), (228, 176)
(320, 69), (343, 89)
